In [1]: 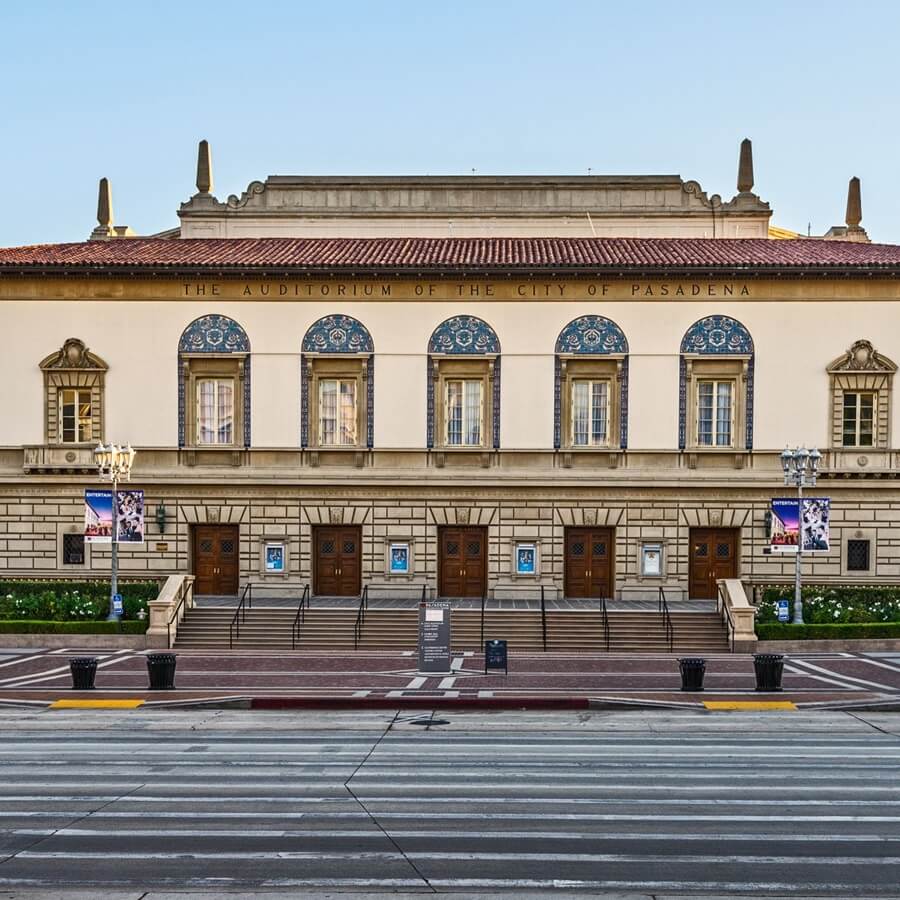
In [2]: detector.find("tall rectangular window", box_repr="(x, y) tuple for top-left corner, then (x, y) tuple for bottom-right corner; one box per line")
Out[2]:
(446, 379), (483, 446)
(842, 392), (875, 447)
(697, 380), (733, 447)
(318, 379), (357, 446)
(197, 378), (234, 445)
(59, 389), (92, 443)
(571, 380), (609, 447)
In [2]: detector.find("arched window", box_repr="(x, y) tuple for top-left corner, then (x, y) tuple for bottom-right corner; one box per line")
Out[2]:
(301, 315), (374, 449)
(679, 316), (754, 451)
(427, 316), (501, 450)
(554, 316), (629, 450)
(178, 315), (251, 448)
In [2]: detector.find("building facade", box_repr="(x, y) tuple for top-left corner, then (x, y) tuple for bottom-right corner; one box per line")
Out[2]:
(1, 141), (898, 602)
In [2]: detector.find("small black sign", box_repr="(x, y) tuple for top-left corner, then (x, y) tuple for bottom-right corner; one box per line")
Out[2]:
(484, 639), (508, 675)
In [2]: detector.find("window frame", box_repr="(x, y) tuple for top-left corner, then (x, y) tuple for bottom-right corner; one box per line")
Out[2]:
(683, 357), (747, 453)
(182, 354), (247, 450)
(559, 357), (621, 452)
(195, 376), (237, 447)
(840, 390), (876, 448)
(444, 377), (485, 447)
(58, 387), (94, 445)
(696, 378), (735, 448)
(305, 356), (367, 450)
(433, 357), (494, 451)
(317, 377), (359, 447)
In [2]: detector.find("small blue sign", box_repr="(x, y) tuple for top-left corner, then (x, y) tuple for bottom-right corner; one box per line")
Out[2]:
(777, 599), (790, 623)
(113, 593), (123, 614)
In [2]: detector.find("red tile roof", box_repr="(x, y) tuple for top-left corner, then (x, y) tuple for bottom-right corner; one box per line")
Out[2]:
(2, 237), (900, 275)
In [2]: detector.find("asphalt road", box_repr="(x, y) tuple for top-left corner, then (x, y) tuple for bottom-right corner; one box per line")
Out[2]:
(0, 707), (899, 898)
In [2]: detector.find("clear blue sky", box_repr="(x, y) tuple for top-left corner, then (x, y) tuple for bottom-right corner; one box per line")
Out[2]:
(2, 1), (899, 246)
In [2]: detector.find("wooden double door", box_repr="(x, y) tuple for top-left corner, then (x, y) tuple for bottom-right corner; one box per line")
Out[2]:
(314, 526), (362, 596)
(565, 527), (614, 599)
(689, 528), (738, 599)
(193, 525), (240, 596)
(439, 527), (487, 598)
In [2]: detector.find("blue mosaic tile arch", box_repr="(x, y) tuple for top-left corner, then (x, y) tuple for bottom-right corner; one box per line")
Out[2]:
(680, 315), (754, 355)
(300, 315), (375, 449)
(427, 316), (501, 450)
(302, 315), (374, 354)
(555, 315), (629, 355)
(554, 316), (629, 450)
(678, 315), (754, 451)
(428, 316), (501, 355)
(177, 315), (251, 448)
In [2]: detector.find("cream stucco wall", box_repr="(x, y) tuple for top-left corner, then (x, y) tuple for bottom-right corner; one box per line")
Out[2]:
(2, 292), (898, 452)
(500, 355), (554, 449)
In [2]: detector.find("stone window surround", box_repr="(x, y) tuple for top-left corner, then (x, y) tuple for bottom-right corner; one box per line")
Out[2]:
(181, 355), (247, 449)
(431, 357), (497, 451)
(557, 357), (624, 452)
(303, 356), (369, 450)
(830, 380), (893, 450)
(39, 338), (107, 447)
(682, 357), (748, 452)
(827, 339), (896, 451)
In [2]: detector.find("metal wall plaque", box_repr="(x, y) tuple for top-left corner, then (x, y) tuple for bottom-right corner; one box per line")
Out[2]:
(418, 600), (451, 673)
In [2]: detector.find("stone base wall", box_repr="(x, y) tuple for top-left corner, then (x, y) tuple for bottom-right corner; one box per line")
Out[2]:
(2, 484), (899, 598)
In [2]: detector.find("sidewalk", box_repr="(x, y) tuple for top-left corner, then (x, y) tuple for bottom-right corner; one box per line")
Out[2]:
(2, 647), (900, 711)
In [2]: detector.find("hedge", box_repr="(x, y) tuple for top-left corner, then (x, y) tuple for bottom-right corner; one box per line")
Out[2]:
(0, 579), (160, 623)
(0, 619), (147, 634)
(757, 622), (900, 641)
(756, 586), (900, 625)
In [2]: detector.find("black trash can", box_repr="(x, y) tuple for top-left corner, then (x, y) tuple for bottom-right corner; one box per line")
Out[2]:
(754, 653), (784, 692)
(69, 657), (98, 690)
(146, 653), (177, 690)
(678, 657), (706, 691)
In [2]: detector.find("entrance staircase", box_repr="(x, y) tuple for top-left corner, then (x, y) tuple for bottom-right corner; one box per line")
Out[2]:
(173, 602), (730, 653)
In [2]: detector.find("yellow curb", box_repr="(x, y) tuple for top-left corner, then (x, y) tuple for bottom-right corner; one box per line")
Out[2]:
(703, 701), (797, 711)
(49, 699), (145, 709)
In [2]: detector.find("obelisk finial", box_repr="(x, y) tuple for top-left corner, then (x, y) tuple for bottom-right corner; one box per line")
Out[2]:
(846, 176), (862, 228)
(97, 177), (113, 227)
(196, 139), (213, 194)
(737, 138), (754, 193)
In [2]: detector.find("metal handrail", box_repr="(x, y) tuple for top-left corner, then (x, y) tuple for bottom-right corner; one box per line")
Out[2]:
(479, 591), (487, 647)
(229, 582), (252, 650)
(165, 578), (194, 649)
(717, 581), (736, 653)
(291, 584), (311, 650)
(658, 586), (674, 653)
(353, 585), (369, 650)
(600, 595), (610, 652)
(540, 585), (547, 652)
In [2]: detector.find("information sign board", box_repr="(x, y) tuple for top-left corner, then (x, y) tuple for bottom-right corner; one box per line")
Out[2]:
(418, 600), (451, 673)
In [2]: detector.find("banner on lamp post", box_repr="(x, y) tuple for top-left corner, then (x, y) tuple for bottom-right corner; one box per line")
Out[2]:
(84, 489), (145, 544)
(768, 497), (831, 554)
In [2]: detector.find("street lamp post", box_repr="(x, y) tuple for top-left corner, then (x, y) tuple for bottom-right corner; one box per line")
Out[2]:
(780, 446), (821, 625)
(94, 442), (136, 622)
